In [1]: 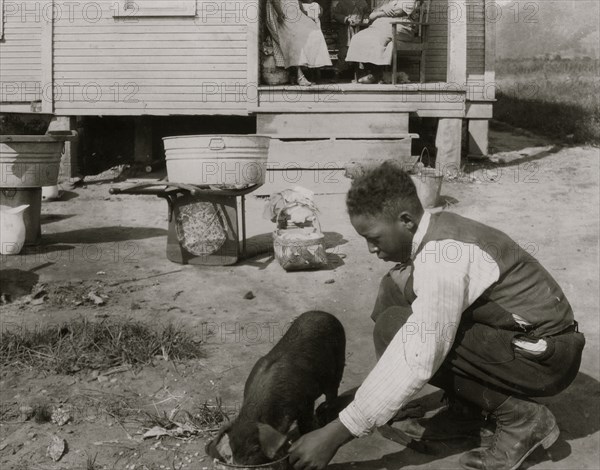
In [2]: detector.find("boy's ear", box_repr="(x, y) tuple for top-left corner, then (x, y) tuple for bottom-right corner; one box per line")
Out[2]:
(257, 423), (288, 460)
(398, 211), (417, 229)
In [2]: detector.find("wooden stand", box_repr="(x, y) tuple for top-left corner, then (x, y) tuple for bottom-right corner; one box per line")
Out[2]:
(109, 183), (260, 266)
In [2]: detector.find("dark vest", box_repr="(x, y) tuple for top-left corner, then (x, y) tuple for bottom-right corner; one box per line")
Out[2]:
(412, 212), (574, 337)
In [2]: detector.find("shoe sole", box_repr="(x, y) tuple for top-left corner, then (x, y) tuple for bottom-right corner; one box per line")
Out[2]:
(508, 424), (560, 470)
(378, 425), (432, 454)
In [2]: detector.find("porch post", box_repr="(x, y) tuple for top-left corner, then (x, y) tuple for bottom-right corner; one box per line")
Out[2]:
(246, 0), (260, 108)
(134, 116), (153, 164)
(468, 119), (489, 157)
(446, 0), (467, 86)
(41, 0), (54, 113)
(484, 0), (497, 99)
(437, 0), (467, 176)
(435, 118), (462, 177)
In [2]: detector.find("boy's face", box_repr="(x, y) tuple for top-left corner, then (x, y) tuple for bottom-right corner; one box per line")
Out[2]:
(350, 212), (416, 263)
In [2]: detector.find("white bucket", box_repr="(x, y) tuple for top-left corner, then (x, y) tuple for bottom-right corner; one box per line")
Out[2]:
(0, 204), (29, 255)
(0, 136), (66, 188)
(163, 135), (271, 187)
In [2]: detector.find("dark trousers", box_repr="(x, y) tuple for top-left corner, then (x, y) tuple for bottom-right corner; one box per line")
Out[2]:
(372, 268), (586, 412)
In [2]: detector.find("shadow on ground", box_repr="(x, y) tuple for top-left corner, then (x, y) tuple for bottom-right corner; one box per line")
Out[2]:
(41, 213), (76, 225)
(330, 372), (599, 470)
(466, 145), (564, 172)
(54, 190), (79, 202)
(41, 226), (167, 245)
(0, 269), (39, 300)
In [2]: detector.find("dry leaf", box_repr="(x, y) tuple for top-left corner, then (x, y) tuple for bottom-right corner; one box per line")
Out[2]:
(143, 426), (169, 439)
(87, 292), (105, 306)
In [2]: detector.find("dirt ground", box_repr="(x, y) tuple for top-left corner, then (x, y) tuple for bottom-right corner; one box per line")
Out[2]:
(1, 127), (599, 470)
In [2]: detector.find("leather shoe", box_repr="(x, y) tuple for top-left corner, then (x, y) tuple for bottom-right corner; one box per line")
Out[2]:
(459, 397), (560, 470)
(391, 397), (489, 441)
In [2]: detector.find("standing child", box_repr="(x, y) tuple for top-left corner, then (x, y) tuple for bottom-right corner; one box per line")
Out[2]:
(301, 0), (324, 29)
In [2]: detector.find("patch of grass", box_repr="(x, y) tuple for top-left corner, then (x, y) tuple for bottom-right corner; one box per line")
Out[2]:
(87, 453), (99, 470)
(189, 398), (231, 429)
(495, 58), (600, 145)
(0, 319), (204, 375)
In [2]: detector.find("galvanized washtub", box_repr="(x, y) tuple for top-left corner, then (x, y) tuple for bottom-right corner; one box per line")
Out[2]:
(163, 135), (271, 187)
(0, 133), (76, 188)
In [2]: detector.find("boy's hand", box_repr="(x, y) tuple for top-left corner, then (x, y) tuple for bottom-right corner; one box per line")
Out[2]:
(289, 419), (354, 470)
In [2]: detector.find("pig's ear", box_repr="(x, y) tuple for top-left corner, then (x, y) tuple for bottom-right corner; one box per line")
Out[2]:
(257, 423), (288, 460)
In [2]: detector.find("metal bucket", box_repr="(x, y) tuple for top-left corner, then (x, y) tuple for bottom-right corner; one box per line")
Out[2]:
(410, 168), (443, 208)
(163, 135), (271, 187)
(0, 135), (67, 188)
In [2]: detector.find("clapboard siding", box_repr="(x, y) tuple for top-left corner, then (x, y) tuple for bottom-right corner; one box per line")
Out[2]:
(423, 0), (447, 82)
(424, 0), (485, 84)
(53, 0), (252, 115)
(0, 0), (43, 103)
(466, 0), (485, 75)
(2, 0), (493, 114)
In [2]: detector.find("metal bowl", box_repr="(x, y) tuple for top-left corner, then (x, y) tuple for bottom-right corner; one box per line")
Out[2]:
(210, 454), (290, 470)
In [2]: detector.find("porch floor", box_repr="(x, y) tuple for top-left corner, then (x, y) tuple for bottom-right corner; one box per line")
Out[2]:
(258, 82), (455, 92)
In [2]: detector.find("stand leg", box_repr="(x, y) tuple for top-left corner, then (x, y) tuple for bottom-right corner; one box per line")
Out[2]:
(241, 195), (247, 259)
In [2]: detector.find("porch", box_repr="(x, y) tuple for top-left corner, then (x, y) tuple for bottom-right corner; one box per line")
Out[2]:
(251, 82), (466, 117)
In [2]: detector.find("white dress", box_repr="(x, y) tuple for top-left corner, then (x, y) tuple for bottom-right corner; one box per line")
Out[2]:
(266, 0), (332, 69)
(346, 0), (417, 65)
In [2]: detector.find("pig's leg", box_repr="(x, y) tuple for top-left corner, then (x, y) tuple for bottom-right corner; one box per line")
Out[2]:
(324, 387), (338, 404)
(297, 403), (319, 434)
(316, 387), (358, 427)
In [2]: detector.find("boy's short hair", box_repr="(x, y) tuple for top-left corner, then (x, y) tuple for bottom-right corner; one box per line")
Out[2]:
(346, 160), (423, 219)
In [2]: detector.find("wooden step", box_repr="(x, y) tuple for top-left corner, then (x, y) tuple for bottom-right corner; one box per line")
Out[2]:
(256, 137), (418, 196)
(257, 112), (410, 139)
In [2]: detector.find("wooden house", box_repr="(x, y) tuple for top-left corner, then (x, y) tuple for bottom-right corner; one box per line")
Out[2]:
(0, 0), (495, 192)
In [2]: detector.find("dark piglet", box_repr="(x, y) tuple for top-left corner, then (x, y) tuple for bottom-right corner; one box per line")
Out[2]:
(206, 310), (346, 466)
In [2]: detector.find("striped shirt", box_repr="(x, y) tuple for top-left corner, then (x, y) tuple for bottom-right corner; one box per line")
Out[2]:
(339, 211), (502, 437)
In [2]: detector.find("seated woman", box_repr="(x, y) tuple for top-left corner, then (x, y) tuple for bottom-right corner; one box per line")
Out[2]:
(345, 0), (418, 84)
(332, 0), (370, 78)
(265, 0), (332, 86)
